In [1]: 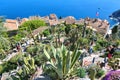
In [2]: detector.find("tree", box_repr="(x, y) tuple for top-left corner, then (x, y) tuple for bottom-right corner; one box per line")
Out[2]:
(19, 20), (46, 32)
(18, 20), (46, 45)
(43, 29), (50, 37)
(82, 20), (87, 38)
(0, 19), (10, 52)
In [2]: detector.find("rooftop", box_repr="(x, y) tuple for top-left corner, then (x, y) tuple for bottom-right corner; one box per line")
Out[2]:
(4, 19), (18, 31)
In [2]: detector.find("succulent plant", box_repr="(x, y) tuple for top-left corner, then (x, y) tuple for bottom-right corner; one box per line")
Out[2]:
(44, 44), (81, 79)
(108, 58), (120, 70)
(77, 68), (86, 78)
(89, 68), (96, 80)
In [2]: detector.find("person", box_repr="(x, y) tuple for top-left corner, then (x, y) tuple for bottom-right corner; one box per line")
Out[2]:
(16, 42), (21, 52)
(100, 62), (105, 68)
(104, 57), (107, 64)
(92, 57), (95, 63)
(17, 45), (21, 52)
(82, 47), (88, 57)
(108, 53), (112, 59)
(88, 41), (94, 56)
(110, 45), (115, 56)
(107, 46), (113, 59)
(89, 46), (93, 56)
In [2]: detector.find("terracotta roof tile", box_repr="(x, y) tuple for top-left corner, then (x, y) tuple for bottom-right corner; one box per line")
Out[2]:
(48, 20), (59, 26)
(65, 16), (76, 24)
(49, 14), (58, 20)
(4, 19), (18, 31)
(75, 18), (109, 35)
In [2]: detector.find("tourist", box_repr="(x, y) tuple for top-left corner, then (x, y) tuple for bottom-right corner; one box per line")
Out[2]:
(100, 62), (105, 68)
(107, 46), (113, 59)
(89, 45), (93, 56)
(92, 57), (95, 63)
(16, 42), (21, 52)
(88, 41), (94, 56)
(110, 45), (115, 56)
(16, 45), (21, 52)
(82, 47), (88, 57)
(104, 57), (107, 64)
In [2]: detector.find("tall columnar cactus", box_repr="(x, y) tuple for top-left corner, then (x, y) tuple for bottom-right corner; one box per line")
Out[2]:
(89, 68), (96, 80)
(44, 44), (81, 79)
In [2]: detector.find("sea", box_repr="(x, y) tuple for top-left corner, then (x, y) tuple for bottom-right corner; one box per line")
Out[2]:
(0, 0), (120, 27)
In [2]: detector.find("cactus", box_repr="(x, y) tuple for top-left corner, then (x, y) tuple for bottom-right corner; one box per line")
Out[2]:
(89, 68), (96, 80)
(16, 54), (36, 80)
(44, 44), (81, 79)
(23, 55), (36, 73)
(108, 58), (120, 70)
(77, 68), (86, 78)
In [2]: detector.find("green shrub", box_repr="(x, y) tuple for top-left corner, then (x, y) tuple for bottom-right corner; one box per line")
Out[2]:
(26, 46), (37, 54)
(114, 51), (120, 55)
(19, 20), (46, 32)
(77, 68), (86, 78)
(5, 62), (17, 72)
(108, 58), (119, 70)
(0, 62), (17, 74)
(0, 64), (5, 74)
(2, 62), (17, 73)
(34, 53), (48, 66)
(114, 55), (120, 58)
(96, 69), (105, 78)
(87, 65), (105, 79)
(113, 39), (120, 47)
(43, 29), (50, 37)
(0, 53), (6, 60)
(113, 51), (120, 58)
(44, 67), (58, 80)
(9, 53), (23, 63)
(93, 43), (102, 51)
(0, 54), (22, 74)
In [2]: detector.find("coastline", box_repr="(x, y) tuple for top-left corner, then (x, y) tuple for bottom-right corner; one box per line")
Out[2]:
(3, 14), (110, 37)
(1, 14), (117, 29)
(110, 22), (119, 29)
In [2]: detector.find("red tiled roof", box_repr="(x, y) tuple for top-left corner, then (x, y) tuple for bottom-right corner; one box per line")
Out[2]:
(4, 19), (18, 31)
(75, 18), (109, 35)
(49, 14), (58, 20)
(48, 20), (59, 26)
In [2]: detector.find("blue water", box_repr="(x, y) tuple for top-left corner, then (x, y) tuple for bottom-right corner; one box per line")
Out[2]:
(0, 0), (120, 26)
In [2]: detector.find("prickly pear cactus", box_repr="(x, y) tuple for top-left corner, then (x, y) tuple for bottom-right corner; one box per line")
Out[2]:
(23, 54), (36, 73)
(17, 54), (36, 79)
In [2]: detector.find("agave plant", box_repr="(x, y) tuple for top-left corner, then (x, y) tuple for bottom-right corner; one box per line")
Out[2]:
(44, 44), (81, 80)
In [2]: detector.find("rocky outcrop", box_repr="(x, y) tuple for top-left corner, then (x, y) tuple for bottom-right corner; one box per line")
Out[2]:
(109, 9), (120, 21)
(112, 24), (120, 39)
